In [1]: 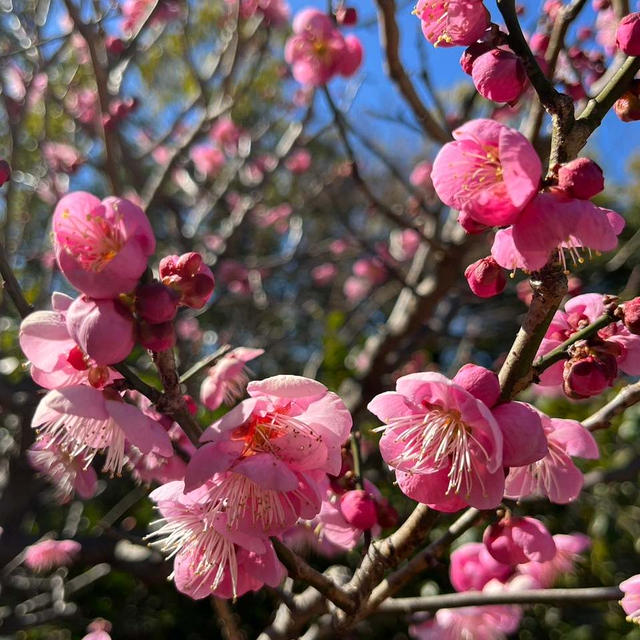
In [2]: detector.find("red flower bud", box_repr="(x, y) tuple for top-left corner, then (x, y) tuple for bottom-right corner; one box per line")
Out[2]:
(336, 6), (357, 25)
(159, 252), (215, 309)
(563, 343), (618, 399)
(465, 257), (506, 298)
(614, 80), (640, 122)
(460, 42), (493, 75)
(557, 157), (604, 200)
(135, 282), (179, 324)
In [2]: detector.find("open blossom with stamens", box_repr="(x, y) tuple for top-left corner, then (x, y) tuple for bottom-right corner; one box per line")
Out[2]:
(53, 192), (155, 298)
(491, 191), (624, 273)
(24, 539), (81, 572)
(200, 347), (264, 411)
(431, 119), (542, 227)
(369, 367), (546, 511)
(148, 481), (285, 599)
(285, 9), (362, 86)
(185, 376), (351, 535)
(415, 0), (490, 47)
(505, 414), (598, 504)
(536, 294), (640, 390)
(27, 436), (98, 503)
(31, 385), (173, 477)
(19, 293), (116, 389)
(368, 372), (505, 511)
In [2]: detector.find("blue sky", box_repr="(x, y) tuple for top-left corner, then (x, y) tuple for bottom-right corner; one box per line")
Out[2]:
(290, 0), (639, 186)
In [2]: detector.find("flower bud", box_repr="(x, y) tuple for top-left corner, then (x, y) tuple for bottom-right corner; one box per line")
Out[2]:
(138, 320), (176, 352)
(484, 516), (556, 565)
(159, 252), (215, 309)
(458, 210), (489, 234)
(471, 48), (528, 103)
(336, 6), (357, 25)
(557, 157), (604, 200)
(460, 42), (493, 75)
(616, 12), (640, 56)
(0, 160), (11, 186)
(614, 80), (640, 122)
(623, 297), (640, 334)
(465, 257), (506, 298)
(135, 282), (179, 324)
(562, 342), (619, 399)
(529, 32), (550, 55)
(339, 490), (378, 530)
(66, 296), (135, 365)
(337, 35), (363, 77)
(105, 36), (125, 56)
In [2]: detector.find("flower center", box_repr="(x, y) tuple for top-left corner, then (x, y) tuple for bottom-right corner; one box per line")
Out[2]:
(57, 208), (125, 272)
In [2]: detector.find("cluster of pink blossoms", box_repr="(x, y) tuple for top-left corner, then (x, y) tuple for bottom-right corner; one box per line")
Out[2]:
(430, 119), (624, 296)
(285, 8), (362, 86)
(368, 364), (598, 511)
(21, 191), (213, 484)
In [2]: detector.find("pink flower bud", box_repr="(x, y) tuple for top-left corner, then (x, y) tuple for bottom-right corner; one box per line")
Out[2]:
(138, 320), (176, 352)
(529, 33), (550, 55)
(159, 252), (215, 309)
(336, 6), (357, 25)
(593, 0), (610, 9)
(616, 12), (640, 56)
(471, 48), (528, 103)
(460, 42), (493, 75)
(66, 296), (135, 365)
(557, 157), (604, 200)
(483, 516), (556, 565)
(135, 282), (179, 324)
(562, 344), (618, 399)
(339, 490), (378, 530)
(0, 160), (11, 186)
(465, 257), (506, 298)
(623, 297), (640, 334)
(105, 36), (125, 56)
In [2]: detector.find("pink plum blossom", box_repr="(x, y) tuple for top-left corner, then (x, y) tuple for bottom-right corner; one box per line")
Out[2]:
(66, 296), (135, 366)
(505, 414), (598, 503)
(210, 117), (242, 152)
(27, 437), (98, 503)
(31, 386), (173, 476)
(200, 347), (264, 411)
(82, 619), (112, 640)
(415, 0), (490, 47)
(431, 119), (542, 227)
(491, 191), (624, 273)
(42, 142), (83, 174)
(369, 366), (545, 511)
(53, 192), (155, 298)
(149, 480), (285, 599)
(185, 376), (351, 535)
(536, 293), (640, 389)
(19, 293), (116, 389)
(483, 516), (556, 565)
(285, 9), (362, 86)
(515, 533), (591, 587)
(450, 542), (513, 591)
(620, 574), (640, 624)
(557, 157), (604, 200)
(343, 276), (370, 302)
(24, 539), (81, 572)
(410, 583), (523, 640)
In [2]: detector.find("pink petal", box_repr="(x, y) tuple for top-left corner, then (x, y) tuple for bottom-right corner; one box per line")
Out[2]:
(232, 453), (299, 491)
(247, 375), (326, 399)
(106, 400), (172, 455)
(492, 402), (547, 467)
(453, 364), (500, 407)
(550, 418), (599, 459)
(184, 442), (236, 491)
